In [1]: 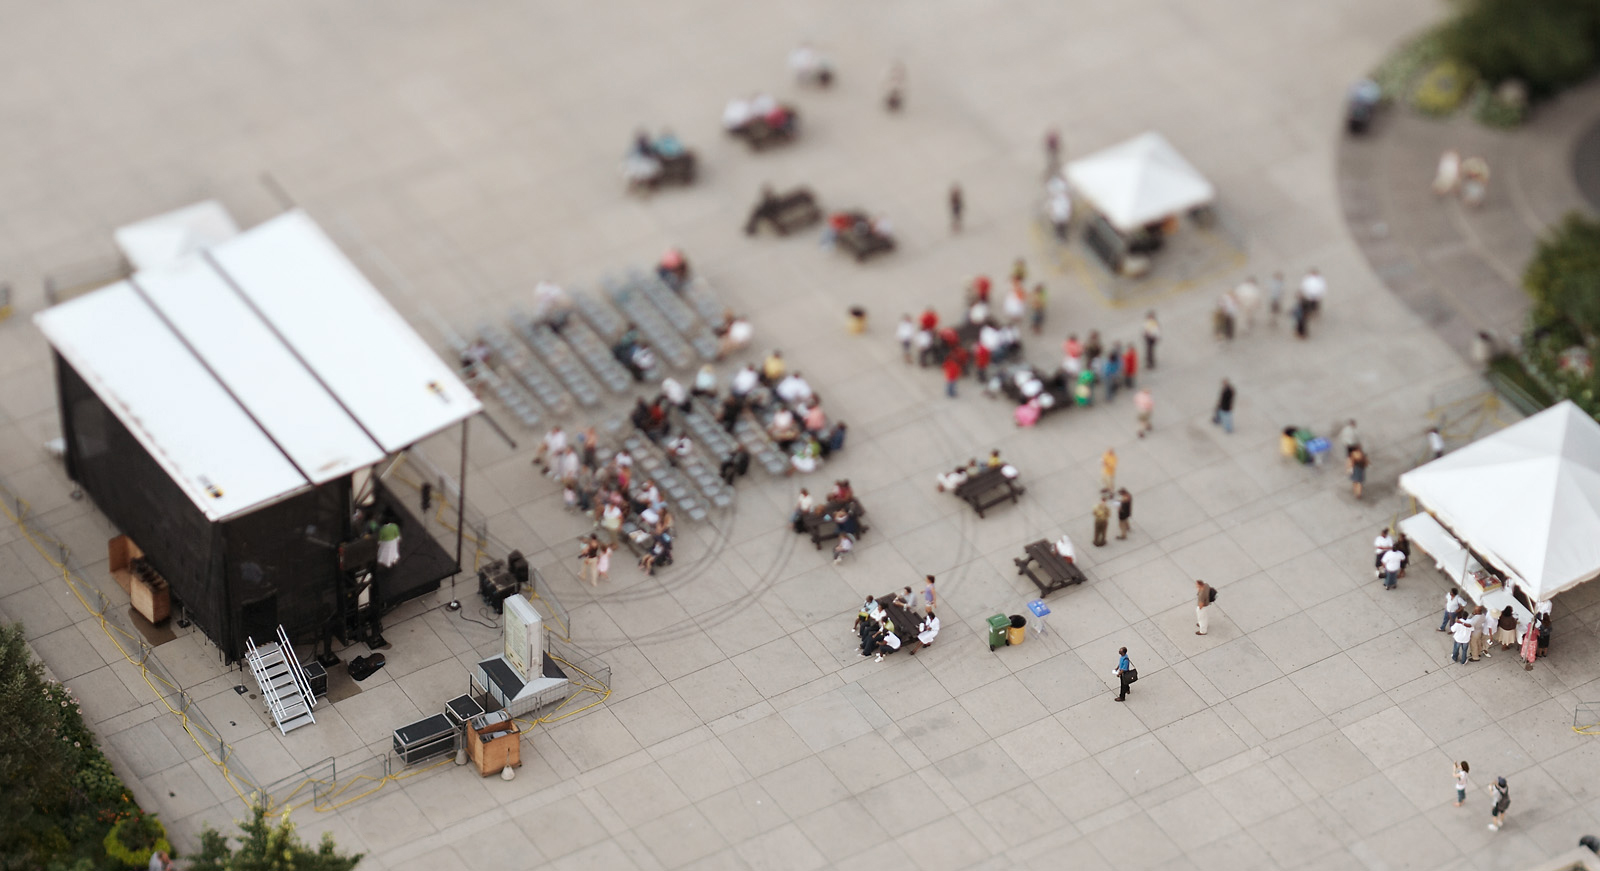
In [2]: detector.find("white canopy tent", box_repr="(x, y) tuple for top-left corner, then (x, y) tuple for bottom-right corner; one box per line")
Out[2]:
(1065, 132), (1216, 234)
(37, 207), (481, 522)
(1398, 401), (1600, 604)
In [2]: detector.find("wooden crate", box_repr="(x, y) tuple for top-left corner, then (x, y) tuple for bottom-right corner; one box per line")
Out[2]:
(130, 572), (170, 624)
(466, 720), (521, 777)
(108, 535), (142, 594)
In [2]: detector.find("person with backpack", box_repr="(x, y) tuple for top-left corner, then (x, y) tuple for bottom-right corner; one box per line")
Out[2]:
(1196, 579), (1216, 635)
(1487, 777), (1510, 831)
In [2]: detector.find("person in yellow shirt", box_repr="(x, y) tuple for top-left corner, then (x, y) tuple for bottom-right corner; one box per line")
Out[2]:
(1101, 448), (1118, 490)
(761, 350), (786, 385)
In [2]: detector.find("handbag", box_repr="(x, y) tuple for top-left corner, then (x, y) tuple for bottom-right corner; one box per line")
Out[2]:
(1125, 668), (1138, 683)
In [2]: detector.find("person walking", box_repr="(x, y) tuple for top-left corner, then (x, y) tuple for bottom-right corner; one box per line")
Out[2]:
(922, 575), (937, 613)
(1113, 646), (1134, 701)
(1092, 496), (1111, 547)
(1030, 284), (1047, 334)
(1101, 448), (1118, 490)
(1121, 342), (1137, 389)
(1427, 427), (1445, 459)
(578, 536), (600, 587)
(1450, 613), (1474, 663)
(1044, 128), (1062, 178)
(1135, 388), (1154, 438)
(948, 183), (964, 233)
(1267, 271), (1286, 326)
(1453, 761), (1471, 807)
(1380, 544), (1404, 590)
(1347, 446), (1369, 499)
(1116, 488), (1133, 539)
(1195, 579), (1215, 635)
(1338, 419), (1361, 457)
(896, 314), (916, 364)
(1213, 379), (1235, 434)
(1439, 587), (1466, 631)
(943, 354), (961, 398)
(595, 543), (613, 583)
(1142, 311), (1160, 369)
(1487, 777), (1510, 831)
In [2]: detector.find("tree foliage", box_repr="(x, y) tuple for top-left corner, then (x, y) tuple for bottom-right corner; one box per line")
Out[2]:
(1525, 213), (1600, 341)
(1441, 0), (1600, 96)
(0, 622), (138, 871)
(189, 803), (362, 871)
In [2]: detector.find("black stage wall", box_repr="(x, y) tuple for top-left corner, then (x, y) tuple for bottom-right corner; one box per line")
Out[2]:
(56, 355), (454, 662)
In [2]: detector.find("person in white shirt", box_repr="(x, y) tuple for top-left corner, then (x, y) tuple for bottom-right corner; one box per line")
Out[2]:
(979, 324), (1002, 353)
(1373, 528), (1394, 576)
(968, 300), (990, 324)
(1440, 588), (1467, 631)
(911, 611), (940, 654)
(873, 627), (901, 662)
(1450, 616), (1475, 663)
(1234, 277), (1261, 330)
(935, 466), (968, 493)
(896, 315), (916, 363)
(776, 373), (813, 404)
(1047, 193), (1072, 240)
(1299, 268), (1327, 315)
(613, 449), (633, 470)
(1380, 547), (1406, 589)
(750, 92), (777, 117)
(693, 364), (718, 398)
(723, 97), (754, 130)
(534, 426), (567, 474)
(731, 364), (760, 398)
(1054, 534), (1076, 563)
(662, 377), (688, 410)
(556, 447), (581, 483)
(1427, 427), (1445, 459)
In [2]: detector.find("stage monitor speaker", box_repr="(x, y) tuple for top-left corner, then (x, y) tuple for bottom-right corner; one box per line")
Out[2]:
(507, 550), (529, 586)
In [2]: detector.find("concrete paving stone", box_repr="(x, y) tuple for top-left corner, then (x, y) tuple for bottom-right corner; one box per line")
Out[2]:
(1146, 784), (1243, 852)
(732, 823), (829, 871)
(546, 838), (643, 871)
(992, 713), (1091, 778)
(932, 741), (1029, 807)
(1284, 730), (1382, 795)
(1189, 636), (1284, 699)
(1185, 829), (1278, 871)
(654, 735), (750, 803)
(635, 626), (734, 682)
(973, 782), (1070, 846)
(1095, 731), (1191, 799)
(341, 787), (438, 857)
(633, 804), (728, 870)
(516, 793), (621, 860)
(1153, 708), (1250, 772)
(611, 680), (707, 749)
(1248, 804), (1345, 870)
(715, 711), (814, 778)
(955, 672), (1050, 738)
(794, 797), (892, 864)
(670, 659), (766, 724)
(449, 823), (549, 871)
(1268, 548), (1360, 611)
(895, 815), (995, 871)
(755, 754), (851, 820)
(1349, 815), (1462, 871)
(1540, 740), (1600, 807)
(1323, 770), (1423, 837)
(1221, 504), (1320, 571)
(1246, 611), (1343, 676)
(1033, 756), (1133, 829)
(594, 761), (691, 829)
(778, 685), (875, 753)
(895, 698), (992, 763)
(1210, 572), (1301, 635)
(542, 706), (644, 773)
(1340, 706), (1437, 770)
(1083, 809), (1185, 871)
(1290, 652), (1387, 717)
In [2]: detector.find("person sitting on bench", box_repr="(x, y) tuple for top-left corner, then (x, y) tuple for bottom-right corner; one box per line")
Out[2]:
(715, 312), (754, 358)
(767, 408), (801, 449)
(910, 610), (939, 654)
(788, 436), (822, 476)
(657, 247), (690, 291)
(832, 531), (854, 565)
(828, 479), (853, 503)
(936, 466), (968, 493)
(623, 130), (662, 188)
(720, 446), (750, 485)
(870, 624), (901, 662)
(836, 508), (861, 540)
(1054, 533), (1076, 563)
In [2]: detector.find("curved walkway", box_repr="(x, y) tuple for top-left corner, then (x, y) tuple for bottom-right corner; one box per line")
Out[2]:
(1337, 77), (1600, 358)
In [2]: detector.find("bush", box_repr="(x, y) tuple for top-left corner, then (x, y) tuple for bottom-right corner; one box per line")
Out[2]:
(190, 802), (362, 871)
(1412, 59), (1476, 115)
(1441, 0), (1600, 97)
(1522, 213), (1600, 416)
(0, 622), (140, 870)
(102, 813), (171, 869)
(1472, 84), (1527, 128)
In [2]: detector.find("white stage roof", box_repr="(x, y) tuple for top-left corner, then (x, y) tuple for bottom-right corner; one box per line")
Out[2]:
(1065, 132), (1216, 233)
(114, 200), (240, 273)
(36, 207), (479, 522)
(1398, 401), (1600, 602)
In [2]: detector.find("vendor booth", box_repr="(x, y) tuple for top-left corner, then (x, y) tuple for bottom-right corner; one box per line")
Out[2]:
(1398, 401), (1600, 622)
(36, 208), (482, 663)
(1064, 132), (1216, 276)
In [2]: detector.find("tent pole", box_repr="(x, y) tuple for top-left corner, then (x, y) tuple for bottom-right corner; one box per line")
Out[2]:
(448, 419), (468, 612)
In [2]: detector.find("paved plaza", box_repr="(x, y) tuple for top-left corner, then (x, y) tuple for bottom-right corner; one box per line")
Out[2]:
(3, 2), (1600, 870)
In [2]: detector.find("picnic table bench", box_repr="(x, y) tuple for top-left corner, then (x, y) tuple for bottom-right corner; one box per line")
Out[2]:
(874, 596), (919, 646)
(730, 109), (799, 150)
(954, 466), (1025, 518)
(1014, 539), (1087, 596)
(746, 187), (821, 236)
(836, 225), (895, 262)
(799, 499), (868, 550)
(656, 152), (697, 186)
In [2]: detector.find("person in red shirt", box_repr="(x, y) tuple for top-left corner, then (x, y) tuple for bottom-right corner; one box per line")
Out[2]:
(974, 343), (992, 383)
(919, 307), (939, 331)
(943, 355), (962, 398)
(972, 276), (991, 303)
(1122, 343), (1138, 389)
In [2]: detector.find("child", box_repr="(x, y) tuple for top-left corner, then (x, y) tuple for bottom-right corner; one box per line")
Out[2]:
(896, 315), (915, 364)
(1453, 761), (1470, 807)
(596, 544), (613, 582)
(832, 532), (854, 565)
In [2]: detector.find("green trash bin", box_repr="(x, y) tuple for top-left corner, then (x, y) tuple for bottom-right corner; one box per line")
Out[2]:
(987, 614), (1010, 651)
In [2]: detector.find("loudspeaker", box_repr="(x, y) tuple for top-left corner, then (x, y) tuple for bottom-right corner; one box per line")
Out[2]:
(507, 550), (529, 586)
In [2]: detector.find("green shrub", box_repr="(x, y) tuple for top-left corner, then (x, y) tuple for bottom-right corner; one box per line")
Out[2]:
(190, 802), (362, 871)
(102, 812), (172, 869)
(1442, 0), (1600, 97)
(1412, 59), (1476, 115)
(1372, 30), (1447, 102)
(1525, 213), (1600, 338)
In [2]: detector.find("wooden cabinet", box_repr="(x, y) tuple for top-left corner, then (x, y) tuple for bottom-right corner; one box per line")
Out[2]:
(110, 535), (170, 623)
(466, 715), (521, 777)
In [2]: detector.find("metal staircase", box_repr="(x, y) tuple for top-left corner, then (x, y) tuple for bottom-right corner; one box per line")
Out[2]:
(245, 626), (318, 735)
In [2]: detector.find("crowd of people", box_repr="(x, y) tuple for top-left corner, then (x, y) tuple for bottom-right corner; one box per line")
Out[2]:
(1212, 268), (1327, 341)
(852, 579), (940, 662)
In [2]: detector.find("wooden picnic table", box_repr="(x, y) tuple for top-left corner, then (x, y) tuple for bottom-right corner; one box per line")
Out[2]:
(799, 500), (868, 549)
(836, 225), (895, 262)
(954, 466), (1024, 518)
(1014, 538), (1087, 596)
